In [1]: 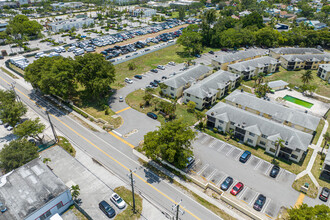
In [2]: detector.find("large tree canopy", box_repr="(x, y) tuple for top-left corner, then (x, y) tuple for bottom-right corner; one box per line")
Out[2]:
(143, 119), (197, 168)
(0, 90), (27, 126)
(6, 14), (43, 39)
(177, 24), (203, 55)
(13, 118), (46, 142)
(287, 204), (330, 220)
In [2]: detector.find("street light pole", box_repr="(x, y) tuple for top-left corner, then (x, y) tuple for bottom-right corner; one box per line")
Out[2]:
(128, 169), (137, 213)
(172, 199), (184, 220)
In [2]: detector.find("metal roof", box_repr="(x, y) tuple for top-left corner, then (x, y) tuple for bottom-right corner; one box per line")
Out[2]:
(212, 50), (266, 64)
(228, 56), (279, 72)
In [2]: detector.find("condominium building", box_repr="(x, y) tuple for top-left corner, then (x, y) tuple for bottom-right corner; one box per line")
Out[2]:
(317, 64), (330, 83)
(161, 64), (213, 98)
(225, 90), (320, 134)
(50, 2), (83, 10)
(48, 18), (94, 32)
(129, 7), (157, 17)
(227, 56), (280, 80)
(0, 159), (73, 220)
(280, 53), (330, 70)
(211, 50), (265, 70)
(182, 70), (240, 110)
(269, 47), (324, 59)
(206, 102), (313, 162)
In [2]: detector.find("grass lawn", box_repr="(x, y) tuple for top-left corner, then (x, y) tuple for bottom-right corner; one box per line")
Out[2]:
(9, 63), (25, 76)
(237, 85), (252, 93)
(204, 129), (313, 175)
(292, 174), (318, 199)
(311, 153), (330, 189)
(312, 119), (325, 145)
(243, 67), (330, 98)
(57, 136), (76, 157)
(112, 44), (219, 90)
(0, 67), (18, 79)
(114, 186), (142, 220)
(69, 205), (89, 220)
(125, 89), (206, 126)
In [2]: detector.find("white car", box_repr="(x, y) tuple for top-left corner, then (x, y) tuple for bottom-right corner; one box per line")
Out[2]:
(7, 126), (13, 131)
(110, 193), (126, 209)
(125, 78), (133, 84)
(119, 96), (124, 102)
(157, 65), (165, 70)
(168, 61), (175, 66)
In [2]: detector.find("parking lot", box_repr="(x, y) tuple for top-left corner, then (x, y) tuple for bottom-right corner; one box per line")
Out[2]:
(189, 132), (300, 218)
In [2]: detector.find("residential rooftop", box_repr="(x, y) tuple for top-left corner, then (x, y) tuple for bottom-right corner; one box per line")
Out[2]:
(184, 70), (240, 99)
(212, 49), (266, 64)
(0, 159), (69, 219)
(280, 53), (330, 62)
(267, 80), (289, 89)
(163, 64), (212, 89)
(206, 102), (313, 151)
(319, 64), (330, 72)
(270, 47), (323, 55)
(227, 56), (279, 72)
(225, 90), (320, 132)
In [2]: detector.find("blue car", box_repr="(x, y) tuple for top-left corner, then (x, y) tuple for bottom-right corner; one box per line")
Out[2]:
(147, 112), (157, 119)
(239, 151), (251, 163)
(220, 176), (233, 191)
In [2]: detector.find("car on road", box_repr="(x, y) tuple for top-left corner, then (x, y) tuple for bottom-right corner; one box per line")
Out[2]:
(269, 165), (280, 178)
(110, 193), (126, 209)
(147, 112), (157, 119)
(319, 187), (329, 202)
(239, 151), (251, 163)
(253, 194), (266, 211)
(162, 76), (167, 80)
(150, 69), (158, 73)
(208, 51), (214, 54)
(119, 96), (124, 102)
(99, 200), (116, 218)
(134, 75), (142, 79)
(220, 177), (233, 191)
(230, 182), (244, 196)
(125, 78), (133, 84)
(157, 65), (165, 70)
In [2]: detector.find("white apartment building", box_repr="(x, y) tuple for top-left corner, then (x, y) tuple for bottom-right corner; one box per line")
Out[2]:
(49, 18), (94, 32)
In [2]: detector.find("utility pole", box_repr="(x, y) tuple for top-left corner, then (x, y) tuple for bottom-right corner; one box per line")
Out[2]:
(172, 199), (184, 220)
(10, 82), (21, 102)
(46, 111), (58, 143)
(127, 169), (137, 213)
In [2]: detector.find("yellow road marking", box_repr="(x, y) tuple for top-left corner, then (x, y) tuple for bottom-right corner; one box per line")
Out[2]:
(265, 214), (273, 219)
(108, 131), (135, 149)
(0, 76), (201, 220)
(115, 106), (131, 114)
(294, 193), (305, 208)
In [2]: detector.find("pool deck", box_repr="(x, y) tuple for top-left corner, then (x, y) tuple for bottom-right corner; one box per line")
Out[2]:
(268, 89), (330, 117)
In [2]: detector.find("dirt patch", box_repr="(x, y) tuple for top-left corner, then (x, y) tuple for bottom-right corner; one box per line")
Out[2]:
(94, 24), (188, 53)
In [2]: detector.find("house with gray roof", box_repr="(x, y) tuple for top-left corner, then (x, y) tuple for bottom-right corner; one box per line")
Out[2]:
(270, 47), (323, 59)
(0, 159), (73, 220)
(317, 64), (330, 83)
(267, 80), (289, 91)
(227, 56), (280, 80)
(211, 50), (266, 70)
(206, 102), (313, 162)
(321, 150), (330, 181)
(225, 90), (320, 134)
(183, 70), (240, 110)
(161, 64), (213, 98)
(280, 53), (330, 70)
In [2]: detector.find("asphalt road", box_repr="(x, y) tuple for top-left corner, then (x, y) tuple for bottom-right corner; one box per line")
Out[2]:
(0, 71), (222, 220)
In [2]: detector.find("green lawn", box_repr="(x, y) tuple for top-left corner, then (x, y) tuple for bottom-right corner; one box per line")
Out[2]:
(243, 67), (330, 98)
(57, 136), (76, 157)
(112, 44), (218, 90)
(125, 89), (206, 126)
(311, 153), (330, 189)
(114, 186), (142, 220)
(313, 119), (325, 145)
(292, 174), (318, 199)
(204, 129), (314, 175)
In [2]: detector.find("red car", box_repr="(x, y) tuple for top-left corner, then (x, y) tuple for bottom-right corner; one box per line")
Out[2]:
(230, 182), (244, 196)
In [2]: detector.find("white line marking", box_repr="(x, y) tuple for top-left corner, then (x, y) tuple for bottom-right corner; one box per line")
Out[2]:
(249, 192), (259, 206)
(216, 174), (227, 186)
(226, 147), (234, 156)
(207, 169), (218, 180)
(264, 163), (273, 175)
(209, 140), (217, 148)
(112, 130), (122, 137)
(197, 164), (209, 175)
(254, 159), (263, 170)
(237, 186), (248, 200)
(261, 198), (272, 213)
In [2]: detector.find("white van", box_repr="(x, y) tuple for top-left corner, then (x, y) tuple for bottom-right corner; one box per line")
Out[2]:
(68, 46), (76, 52)
(35, 52), (45, 58)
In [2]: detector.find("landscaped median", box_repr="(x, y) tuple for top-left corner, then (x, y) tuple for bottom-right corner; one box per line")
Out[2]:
(292, 174), (318, 199)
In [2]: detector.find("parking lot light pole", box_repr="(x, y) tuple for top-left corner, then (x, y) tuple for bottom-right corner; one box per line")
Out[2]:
(172, 199), (184, 220)
(128, 169), (137, 213)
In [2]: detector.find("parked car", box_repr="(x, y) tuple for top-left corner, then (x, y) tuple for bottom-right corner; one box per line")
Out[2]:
(162, 76), (167, 80)
(4, 123), (9, 128)
(168, 61), (176, 66)
(134, 75), (142, 79)
(99, 200), (116, 218)
(119, 96), (124, 102)
(220, 177), (233, 191)
(208, 50), (214, 54)
(195, 54), (201, 58)
(157, 65), (165, 70)
(269, 165), (280, 178)
(125, 78), (133, 84)
(110, 193), (126, 209)
(230, 182), (244, 196)
(150, 82), (158, 87)
(253, 194), (266, 211)
(186, 156), (195, 168)
(154, 79), (161, 84)
(319, 187), (329, 202)
(150, 69), (158, 73)
(239, 151), (251, 163)
(6, 126), (13, 131)
(147, 112), (157, 119)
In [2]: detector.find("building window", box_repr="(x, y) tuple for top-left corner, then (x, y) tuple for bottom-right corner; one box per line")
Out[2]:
(170, 93), (174, 96)
(230, 122), (235, 125)
(269, 148), (276, 153)
(186, 99), (190, 102)
(295, 149), (301, 153)
(247, 139), (253, 144)
(261, 134), (268, 139)
(259, 141), (266, 145)
(39, 210), (52, 220)
(291, 154), (298, 159)
(249, 132), (255, 137)
(57, 202), (63, 209)
(187, 94), (191, 97)
(171, 87), (174, 91)
(218, 120), (224, 124)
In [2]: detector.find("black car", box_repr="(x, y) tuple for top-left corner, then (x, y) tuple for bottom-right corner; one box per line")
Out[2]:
(150, 82), (158, 87)
(253, 194), (266, 211)
(147, 112), (157, 119)
(269, 165), (280, 178)
(162, 76), (167, 80)
(150, 69), (158, 73)
(239, 151), (251, 163)
(154, 79), (161, 84)
(134, 75), (142, 79)
(99, 200), (116, 218)
(220, 177), (233, 191)
(319, 187), (329, 202)
(208, 50), (214, 54)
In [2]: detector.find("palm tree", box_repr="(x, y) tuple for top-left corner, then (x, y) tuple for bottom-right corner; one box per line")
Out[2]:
(43, 158), (51, 165)
(321, 132), (330, 154)
(301, 70), (313, 85)
(70, 185), (80, 201)
(274, 138), (285, 161)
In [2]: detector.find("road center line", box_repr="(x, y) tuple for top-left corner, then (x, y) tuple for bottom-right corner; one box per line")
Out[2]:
(115, 106), (131, 114)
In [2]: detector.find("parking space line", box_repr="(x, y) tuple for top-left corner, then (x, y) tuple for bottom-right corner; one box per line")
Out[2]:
(216, 143), (225, 152)
(226, 147), (234, 156)
(216, 174), (227, 186)
(235, 149), (243, 161)
(207, 169), (218, 181)
(254, 159), (263, 170)
(200, 136), (209, 144)
(249, 192), (259, 206)
(237, 187), (248, 200)
(209, 140), (217, 148)
(275, 169), (285, 181)
(264, 163), (273, 175)
(262, 198), (271, 213)
(197, 164), (209, 175)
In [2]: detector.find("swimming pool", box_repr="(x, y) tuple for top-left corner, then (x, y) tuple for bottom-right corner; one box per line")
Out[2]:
(283, 95), (314, 108)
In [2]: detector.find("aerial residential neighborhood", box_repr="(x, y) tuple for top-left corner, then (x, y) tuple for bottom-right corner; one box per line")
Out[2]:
(0, 0), (329, 219)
